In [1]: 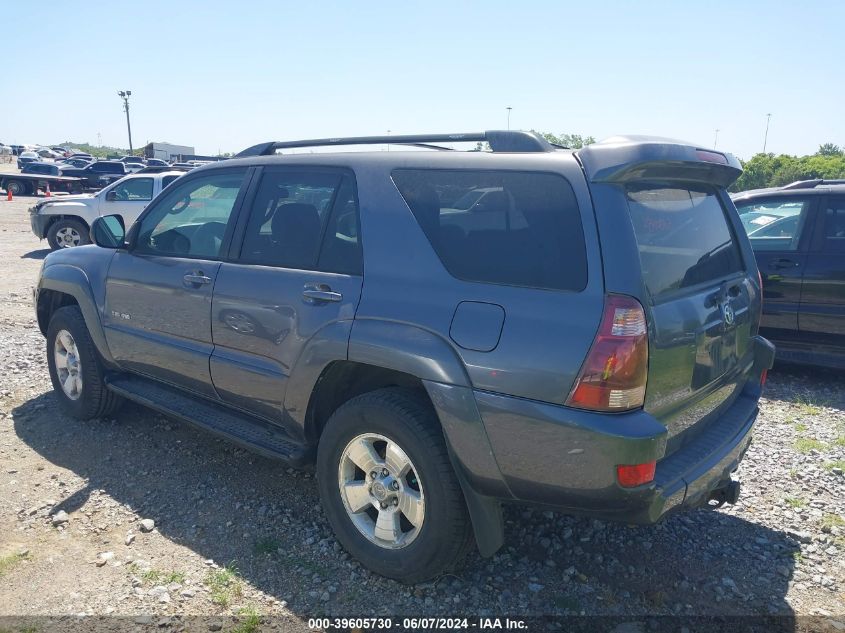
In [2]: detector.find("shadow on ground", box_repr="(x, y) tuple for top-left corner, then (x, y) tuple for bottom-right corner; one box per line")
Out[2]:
(21, 248), (50, 260)
(12, 391), (799, 624)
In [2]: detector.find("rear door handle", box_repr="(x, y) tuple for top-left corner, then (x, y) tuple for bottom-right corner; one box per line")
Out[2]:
(183, 273), (212, 285)
(303, 283), (342, 303)
(770, 258), (800, 270)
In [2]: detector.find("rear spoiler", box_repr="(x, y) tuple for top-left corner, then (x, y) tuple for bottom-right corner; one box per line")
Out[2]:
(576, 136), (743, 188)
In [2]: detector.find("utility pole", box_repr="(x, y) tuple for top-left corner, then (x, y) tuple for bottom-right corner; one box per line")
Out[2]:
(118, 90), (133, 154)
(713, 128), (719, 149)
(762, 113), (771, 153)
(506, 106), (512, 130)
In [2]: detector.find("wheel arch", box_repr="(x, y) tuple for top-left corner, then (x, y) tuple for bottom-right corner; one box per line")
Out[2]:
(37, 265), (115, 366)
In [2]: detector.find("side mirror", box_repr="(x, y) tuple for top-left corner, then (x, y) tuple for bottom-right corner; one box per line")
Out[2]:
(90, 215), (126, 249)
(105, 190), (118, 201)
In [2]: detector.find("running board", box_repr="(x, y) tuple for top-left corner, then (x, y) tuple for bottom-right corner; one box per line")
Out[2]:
(106, 375), (312, 467)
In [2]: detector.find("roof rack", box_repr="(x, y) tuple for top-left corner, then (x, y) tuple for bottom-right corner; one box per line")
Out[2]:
(782, 179), (845, 190)
(234, 130), (557, 158)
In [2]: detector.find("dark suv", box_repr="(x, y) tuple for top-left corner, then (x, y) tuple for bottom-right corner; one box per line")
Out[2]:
(34, 131), (773, 583)
(732, 180), (845, 368)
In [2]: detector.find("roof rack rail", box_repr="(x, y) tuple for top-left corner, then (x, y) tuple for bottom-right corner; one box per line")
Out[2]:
(234, 130), (556, 158)
(782, 178), (845, 190)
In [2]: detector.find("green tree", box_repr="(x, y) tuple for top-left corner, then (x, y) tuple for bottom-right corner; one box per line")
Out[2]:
(534, 131), (596, 149)
(818, 143), (843, 157)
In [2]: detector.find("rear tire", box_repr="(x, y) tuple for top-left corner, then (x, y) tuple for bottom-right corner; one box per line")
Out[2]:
(46, 306), (123, 420)
(6, 180), (25, 196)
(317, 388), (473, 583)
(47, 218), (90, 250)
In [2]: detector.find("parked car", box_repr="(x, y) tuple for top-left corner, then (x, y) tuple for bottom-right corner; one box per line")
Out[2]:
(732, 179), (845, 368)
(29, 170), (185, 249)
(36, 148), (64, 160)
(22, 162), (65, 177)
(34, 131), (773, 583)
(119, 155), (145, 165)
(59, 160), (127, 189)
(68, 153), (94, 162)
(17, 151), (39, 169)
(59, 158), (93, 169)
(145, 158), (169, 167)
(51, 146), (72, 157)
(123, 162), (146, 174)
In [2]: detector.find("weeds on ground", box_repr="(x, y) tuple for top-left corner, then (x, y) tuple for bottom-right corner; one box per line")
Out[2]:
(206, 563), (243, 607)
(820, 513), (845, 531)
(784, 497), (804, 508)
(232, 606), (261, 633)
(253, 537), (279, 555)
(0, 551), (30, 578)
(794, 438), (828, 453)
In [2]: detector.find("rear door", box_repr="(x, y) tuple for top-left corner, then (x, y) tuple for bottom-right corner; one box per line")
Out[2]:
(625, 184), (757, 450)
(104, 168), (249, 397)
(800, 195), (845, 350)
(733, 196), (815, 342)
(209, 167), (363, 428)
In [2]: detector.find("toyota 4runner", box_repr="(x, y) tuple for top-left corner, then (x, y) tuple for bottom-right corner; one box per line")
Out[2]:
(34, 131), (774, 583)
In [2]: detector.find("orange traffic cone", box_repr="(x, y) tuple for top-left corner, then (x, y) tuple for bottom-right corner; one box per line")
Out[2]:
(45, 183), (51, 197)
(6, 188), (11, 201)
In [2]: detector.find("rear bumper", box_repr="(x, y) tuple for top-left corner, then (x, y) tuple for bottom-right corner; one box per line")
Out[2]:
(473, 335), (775, 523)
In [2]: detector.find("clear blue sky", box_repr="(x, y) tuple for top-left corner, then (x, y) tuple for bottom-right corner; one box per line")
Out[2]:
(3, 1), (842, 159)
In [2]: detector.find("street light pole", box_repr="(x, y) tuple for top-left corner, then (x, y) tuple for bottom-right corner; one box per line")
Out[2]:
(762, 113), (771, 154)
(118, 90), (134, 154)
(713, 129), (719, 149)
(506, 106), (512, 130)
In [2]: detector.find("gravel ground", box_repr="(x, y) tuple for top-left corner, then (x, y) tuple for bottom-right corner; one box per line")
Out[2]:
(0, 179), (844, 630)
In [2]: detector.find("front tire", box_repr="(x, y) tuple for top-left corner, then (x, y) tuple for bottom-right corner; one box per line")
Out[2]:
(46, 306), (123, 420)
(47, 218), (90, 250)
(317, 388), (473, 583)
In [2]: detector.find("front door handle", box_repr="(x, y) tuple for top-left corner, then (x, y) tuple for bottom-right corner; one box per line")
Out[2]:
(183, 272), (212, 286)
(303, 283), (342, 303)
(770, 258), (799, 270)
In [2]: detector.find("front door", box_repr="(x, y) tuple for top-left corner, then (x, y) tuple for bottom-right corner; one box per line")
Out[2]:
(100, 176), (155, 227)
(210, 168), (363, 429)
(103, 168), (250, 397)
(734, 196), (815, 343)
(800, 195), (845, 350)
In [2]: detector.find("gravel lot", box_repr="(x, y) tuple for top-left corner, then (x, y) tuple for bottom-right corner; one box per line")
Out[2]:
(0, 173), (844, 630)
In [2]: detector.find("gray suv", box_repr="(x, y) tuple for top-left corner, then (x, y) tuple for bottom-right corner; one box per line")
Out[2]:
(34, 131), (774, 583)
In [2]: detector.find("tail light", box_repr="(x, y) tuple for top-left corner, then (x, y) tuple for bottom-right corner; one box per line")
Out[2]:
(566, 295), (648, 412)
(616, 462), (656, 487)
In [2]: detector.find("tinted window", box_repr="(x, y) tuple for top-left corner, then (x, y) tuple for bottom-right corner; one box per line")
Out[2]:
(735, 198), (809, 252)
(318, 178), (362, 275)
(392, 169), (587, 291)
(162, 175), (181, 189)
(239, 171), (342, 270)
(823, 197), (845, 252)
(626, 185), (745, 297)
(111, 177), (153, 201)
(134, 170), (245, 258)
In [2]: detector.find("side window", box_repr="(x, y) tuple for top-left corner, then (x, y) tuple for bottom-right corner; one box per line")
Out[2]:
(162, 175), (181, 189)
(134, 170), (246, 259)
(392, 169), (587, 291)
(822, 197), (845, 252)
(238, 171), (342, 270)
(112, 177), (153, 201)
(318, 177), (362, 275)
(735, 198), (809, 252)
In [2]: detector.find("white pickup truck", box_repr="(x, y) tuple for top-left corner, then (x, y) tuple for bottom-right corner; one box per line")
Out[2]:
(29, 171), (185, 250)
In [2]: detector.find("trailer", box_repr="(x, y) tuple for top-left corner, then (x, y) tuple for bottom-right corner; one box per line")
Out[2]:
(1, 173), (84, 196)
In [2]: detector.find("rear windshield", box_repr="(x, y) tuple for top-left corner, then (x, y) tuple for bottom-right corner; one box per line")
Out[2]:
(626, 184), (745, 297)
(392, 169), (587, 291)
